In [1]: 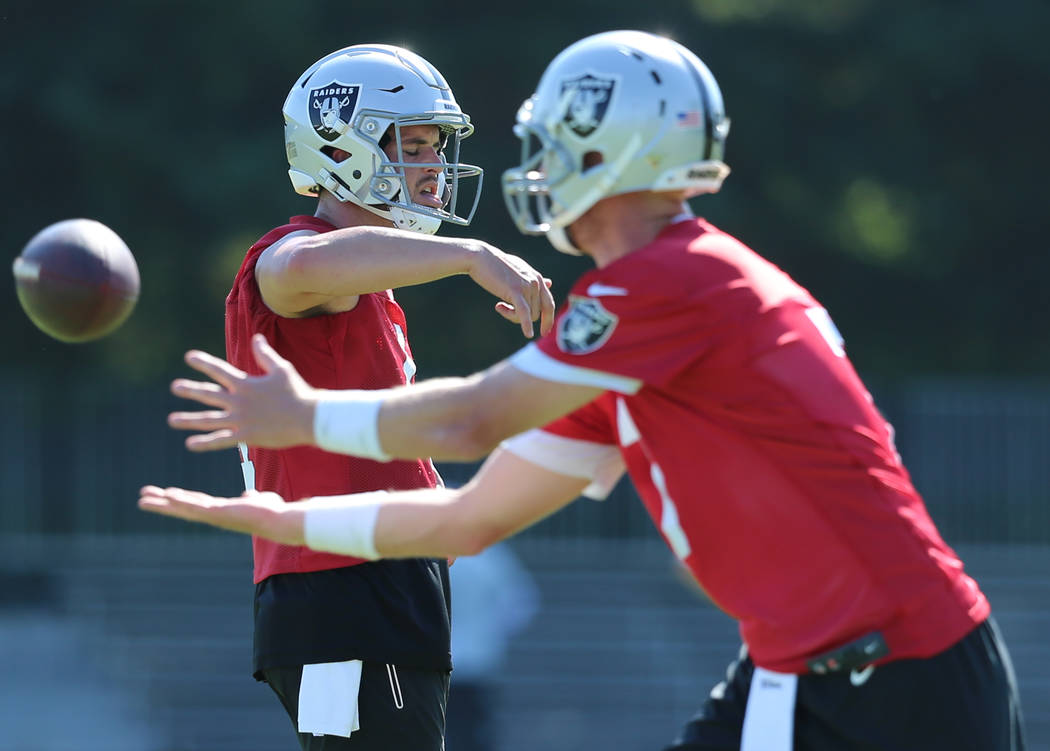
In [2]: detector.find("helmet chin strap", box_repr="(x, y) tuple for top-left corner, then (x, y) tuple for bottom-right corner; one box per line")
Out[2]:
(378, 170), (447, 235)
(390, 205), (442, 235)
(346, 185), (444, 235)
(320, 164), (445, 235)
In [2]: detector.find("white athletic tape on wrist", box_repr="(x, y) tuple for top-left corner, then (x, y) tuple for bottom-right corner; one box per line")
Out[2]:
(302, 492), (386, 560)
(314, 391), (391, 461)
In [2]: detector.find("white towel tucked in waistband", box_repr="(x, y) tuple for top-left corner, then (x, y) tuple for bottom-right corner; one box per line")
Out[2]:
(741, 666), (797, 751)
(298, 660), (363, 738)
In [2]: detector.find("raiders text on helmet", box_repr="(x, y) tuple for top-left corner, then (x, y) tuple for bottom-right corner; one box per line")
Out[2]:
(284, 44), (483, 235)
(502, 31), (730, 254)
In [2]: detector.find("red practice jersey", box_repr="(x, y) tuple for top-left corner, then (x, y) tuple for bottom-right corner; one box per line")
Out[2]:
(508, 217), (988, 673)
(227, 216), (439, 583)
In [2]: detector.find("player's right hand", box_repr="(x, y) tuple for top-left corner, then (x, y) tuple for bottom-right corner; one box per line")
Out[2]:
(167, 334), (318, 452)
(465, 242), (556, 339)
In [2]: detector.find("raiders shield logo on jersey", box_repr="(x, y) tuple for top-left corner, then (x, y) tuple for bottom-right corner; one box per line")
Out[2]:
(557, 295), (618, 354)
(309, 82), (361, 142)
(560, 74), (615, 138)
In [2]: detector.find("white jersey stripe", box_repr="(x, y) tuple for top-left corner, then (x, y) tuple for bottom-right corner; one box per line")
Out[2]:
(509, 344), (643, 394)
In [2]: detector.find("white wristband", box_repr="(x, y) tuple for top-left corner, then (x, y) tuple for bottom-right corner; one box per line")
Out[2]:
(301, 492), (386, 560)
(313, 391), (392, 461)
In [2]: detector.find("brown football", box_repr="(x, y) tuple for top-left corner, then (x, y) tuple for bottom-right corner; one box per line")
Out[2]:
(12, 218), (140, 343)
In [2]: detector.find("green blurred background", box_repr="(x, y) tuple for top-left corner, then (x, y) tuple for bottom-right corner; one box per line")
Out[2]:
(2, 2), (1049, 749)
(5, 0), (1049, 382)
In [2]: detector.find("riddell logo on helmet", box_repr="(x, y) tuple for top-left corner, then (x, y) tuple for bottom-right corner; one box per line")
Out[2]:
(308, 82), (362, 142)
(687, 167), (722, 180)
(560, 74), (616, 138)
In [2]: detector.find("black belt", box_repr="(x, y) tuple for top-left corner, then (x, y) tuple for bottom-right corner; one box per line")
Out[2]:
(806, 631), (889, 675)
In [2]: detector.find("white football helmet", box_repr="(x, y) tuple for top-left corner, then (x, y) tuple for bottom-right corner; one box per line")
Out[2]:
(502, 30), (731, 254)
(284, 44), (482, 235)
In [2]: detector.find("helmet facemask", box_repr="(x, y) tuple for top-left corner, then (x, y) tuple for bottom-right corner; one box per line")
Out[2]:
(352, 111), (483, 234)
(503, 110), (646, 254)
(502, 116), (575, 235)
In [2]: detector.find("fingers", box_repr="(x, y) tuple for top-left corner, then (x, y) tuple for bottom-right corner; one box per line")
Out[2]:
(167, 405), (241, 451)
(185, 430), (240, 453)
(184, 350), (247, 390)
(251, 334), (286, 375)
(138, 495), (176, 514)
(139, 485), (285, 541)
(510, 293), (535, 338)
(496, 292), (555, 339)
(168, 381), (242, 451)
(538, 279), (556, 336)
(472, 248), (558, 338)
(138, 485), (210, 516)
(168, 410), (232, 431)
(494, 302), (519, 323)
(521, 274), (556, 338)
(138, 485), (168, 511)
(157, 486), (216, 504)
(138, 486), (231, 529)
(171, 379), (231, 408)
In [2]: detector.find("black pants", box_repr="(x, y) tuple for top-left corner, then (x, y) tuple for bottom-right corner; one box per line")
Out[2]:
(263, 662), (449, 751)
(666, 616), (1026, 751)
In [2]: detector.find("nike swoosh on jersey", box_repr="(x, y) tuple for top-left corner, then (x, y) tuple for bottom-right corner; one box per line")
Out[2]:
(849, 665), (875, 686)
(586, 283), (629, 297)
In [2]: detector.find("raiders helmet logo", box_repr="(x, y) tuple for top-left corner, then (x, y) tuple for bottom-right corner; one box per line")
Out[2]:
(308, 82), (361, 142)
(560, 73), (615, 138)
(556, 295), (618, 354)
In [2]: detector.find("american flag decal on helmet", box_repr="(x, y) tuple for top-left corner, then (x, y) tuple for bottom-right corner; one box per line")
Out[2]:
(676, 110), (702, 128)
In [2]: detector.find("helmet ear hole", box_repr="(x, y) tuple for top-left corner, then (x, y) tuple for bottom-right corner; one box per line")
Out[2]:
(582, 150), (604, 172)
(321, 146), (352, 163)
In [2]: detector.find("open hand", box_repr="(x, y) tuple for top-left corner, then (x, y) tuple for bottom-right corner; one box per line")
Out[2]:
(168, 334), (317, 452)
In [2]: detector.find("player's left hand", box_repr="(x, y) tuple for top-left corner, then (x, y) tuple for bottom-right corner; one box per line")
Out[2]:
(138, 486), (306, 544)
(168, 334), (317, 452)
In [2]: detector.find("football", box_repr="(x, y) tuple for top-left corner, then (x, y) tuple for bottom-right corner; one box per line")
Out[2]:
(12, 218), (140, 343)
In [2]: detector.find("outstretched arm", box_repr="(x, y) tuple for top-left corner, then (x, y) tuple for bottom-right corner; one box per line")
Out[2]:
(259, 227), (555, 338)
(138, 448), (588, 559)
(168, 334), (605, 460)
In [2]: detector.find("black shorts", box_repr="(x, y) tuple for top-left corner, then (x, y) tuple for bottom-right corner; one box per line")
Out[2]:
(262, 662), (449, 751)
(666, 616), (1026, 751)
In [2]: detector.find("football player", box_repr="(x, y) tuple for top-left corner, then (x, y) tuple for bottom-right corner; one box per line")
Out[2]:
(210, 43), (553, 751)
(145, 31), (1025, 751)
